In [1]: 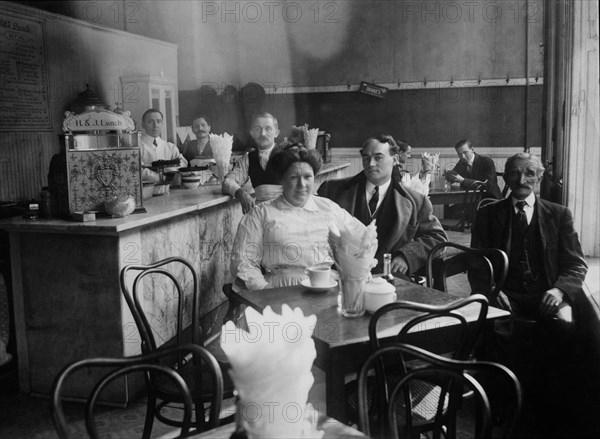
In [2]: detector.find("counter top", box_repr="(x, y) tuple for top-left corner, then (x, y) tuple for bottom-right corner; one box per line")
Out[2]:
(0, 161), (351, 236)
(0, 185), (233, 236)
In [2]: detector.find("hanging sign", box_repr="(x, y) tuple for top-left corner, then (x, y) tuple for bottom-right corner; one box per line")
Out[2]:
(359, 82), (388, 99)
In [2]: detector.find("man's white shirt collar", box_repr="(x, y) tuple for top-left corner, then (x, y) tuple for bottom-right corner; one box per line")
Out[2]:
(511, 192), (536, 224)
(258, 144), (275, 158)
(511, 192), (536, 208)
(365, 178), (392, 200)
(142, 133), (161, 145)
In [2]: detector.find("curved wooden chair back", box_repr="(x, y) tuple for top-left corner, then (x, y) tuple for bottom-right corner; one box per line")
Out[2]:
(120, 257), (225, 436)
(477, 197), (500, 210)
(51, 344), (223, 439)
(120, 257), (200, 358)
(369, 294), (489, 363)
(426, 242), (508, 304)
(358, 344), (521, 439)
(362, 295), (489, 437)
(462, 180), (487, 230)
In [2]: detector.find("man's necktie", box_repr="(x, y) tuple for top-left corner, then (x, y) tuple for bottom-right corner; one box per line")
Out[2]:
(153, 138), (158, 147)
(368, 186), (379, 216)
(259, 153), (268, 170)
(466, 163), (473, 175)
(516, 200), (528, 232)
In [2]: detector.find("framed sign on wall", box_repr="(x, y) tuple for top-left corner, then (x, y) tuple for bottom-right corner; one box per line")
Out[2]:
(0, 11), (51, 131)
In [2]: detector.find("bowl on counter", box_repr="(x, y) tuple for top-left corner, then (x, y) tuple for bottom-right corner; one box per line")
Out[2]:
(104, 195), (136, 217)
(180, 168), (204, 189)
(181, 175), (202, 189)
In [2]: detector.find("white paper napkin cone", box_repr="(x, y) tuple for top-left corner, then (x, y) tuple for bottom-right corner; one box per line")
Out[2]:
(210, 132), (233, 166)
(221, 305), (319, 438)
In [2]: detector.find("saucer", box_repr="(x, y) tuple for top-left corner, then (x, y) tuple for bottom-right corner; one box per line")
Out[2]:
(300, 279), (337, 292)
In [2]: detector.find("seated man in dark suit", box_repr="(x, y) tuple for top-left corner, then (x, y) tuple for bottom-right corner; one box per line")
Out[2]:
(318, 135), (446, 277)
(470, 153), (598, 437)
(445, 139), (502, 199)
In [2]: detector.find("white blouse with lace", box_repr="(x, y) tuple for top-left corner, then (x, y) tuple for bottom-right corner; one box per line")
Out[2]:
(231, 194), (361, 291)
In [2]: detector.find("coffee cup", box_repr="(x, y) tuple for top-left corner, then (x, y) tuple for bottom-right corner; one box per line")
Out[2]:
(304, 266), (331, 287)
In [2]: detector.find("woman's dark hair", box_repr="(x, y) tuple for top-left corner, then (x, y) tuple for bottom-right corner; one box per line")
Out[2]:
(267, 143), (322, 180)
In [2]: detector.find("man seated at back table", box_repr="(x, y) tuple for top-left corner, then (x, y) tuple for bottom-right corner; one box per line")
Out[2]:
(318, 134), (447, 278)
(469, 152), (599, 437)
(445, 139), (502, 199)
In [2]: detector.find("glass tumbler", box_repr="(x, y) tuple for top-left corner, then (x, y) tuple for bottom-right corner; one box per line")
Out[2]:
(339, 275), (368, 318)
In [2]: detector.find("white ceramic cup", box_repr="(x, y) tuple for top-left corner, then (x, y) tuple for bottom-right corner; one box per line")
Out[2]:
(304, 266), (331, 287)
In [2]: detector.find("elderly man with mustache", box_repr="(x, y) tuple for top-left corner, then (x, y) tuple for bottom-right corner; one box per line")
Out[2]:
(470, 153), (599, 437)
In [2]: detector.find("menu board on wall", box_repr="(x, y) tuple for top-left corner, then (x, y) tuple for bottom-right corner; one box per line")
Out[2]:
(0, 11), (51, 130)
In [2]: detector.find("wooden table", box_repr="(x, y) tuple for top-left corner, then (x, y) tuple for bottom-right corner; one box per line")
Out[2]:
(158, 415), (367, 438)
(228, 279), (509, 422)
(428, 188), (465, 205)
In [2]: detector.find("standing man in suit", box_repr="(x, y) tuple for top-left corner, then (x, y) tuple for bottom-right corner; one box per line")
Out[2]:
(222, 112), (282, 213)
(470, 153), (598, 437)
(445, 139), (502, 199)
(318, 135), (446, 276)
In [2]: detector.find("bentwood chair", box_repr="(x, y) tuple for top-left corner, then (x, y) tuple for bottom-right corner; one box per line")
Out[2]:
(345, 295), (489, 437)
(51, 344), (223, 439)
(440, 180), (488, 232)
(119, 257), (233, 438)
(426, 242), (508, 305)
(358, 343), (522, 439)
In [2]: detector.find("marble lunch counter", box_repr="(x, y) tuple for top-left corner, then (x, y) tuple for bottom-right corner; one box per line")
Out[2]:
(0, 162), (349, 403)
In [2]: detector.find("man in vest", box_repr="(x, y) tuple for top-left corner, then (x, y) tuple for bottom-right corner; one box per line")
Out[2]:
(470, 153), (598, 437)
(222, 112), (281, 213)
(318, 135), (446, 276)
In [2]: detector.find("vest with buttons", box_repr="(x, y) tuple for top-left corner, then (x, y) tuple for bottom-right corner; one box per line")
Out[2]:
(504, 204), (548, 307)
(248, 150), (279, 187)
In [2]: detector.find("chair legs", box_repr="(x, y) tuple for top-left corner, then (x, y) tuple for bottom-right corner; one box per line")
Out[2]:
(142, 392), (157, 439)
(195, 400), (206, 432)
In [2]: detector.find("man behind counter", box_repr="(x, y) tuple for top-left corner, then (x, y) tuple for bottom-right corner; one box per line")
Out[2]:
(140, 108), (187, 182)
(181, 115), (213, 163)
(222, 112), (282, 213)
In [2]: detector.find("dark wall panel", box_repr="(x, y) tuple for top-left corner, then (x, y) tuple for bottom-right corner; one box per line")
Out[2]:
(179, 84), (542, 151)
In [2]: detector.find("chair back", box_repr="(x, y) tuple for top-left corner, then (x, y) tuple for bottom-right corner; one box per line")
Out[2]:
(358, 344), (521, 439)
(426, 242), (508, 304)
(369, 294), (489, 362)
(120, 257), (201, 360)
(477, 197), (500, 210)
(364, 295), (489, 437)
(51, 344), (223, 439)
(461, 180), (487, 230)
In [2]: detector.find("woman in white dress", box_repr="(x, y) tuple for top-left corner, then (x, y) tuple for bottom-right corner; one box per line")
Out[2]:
(230, 144), (368, 291)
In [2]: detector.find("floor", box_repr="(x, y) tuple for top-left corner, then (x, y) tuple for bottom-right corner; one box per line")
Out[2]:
(1, 241), (599, 438)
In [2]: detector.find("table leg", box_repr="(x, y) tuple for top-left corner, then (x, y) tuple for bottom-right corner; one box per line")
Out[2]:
(325, 350), (348, 423)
